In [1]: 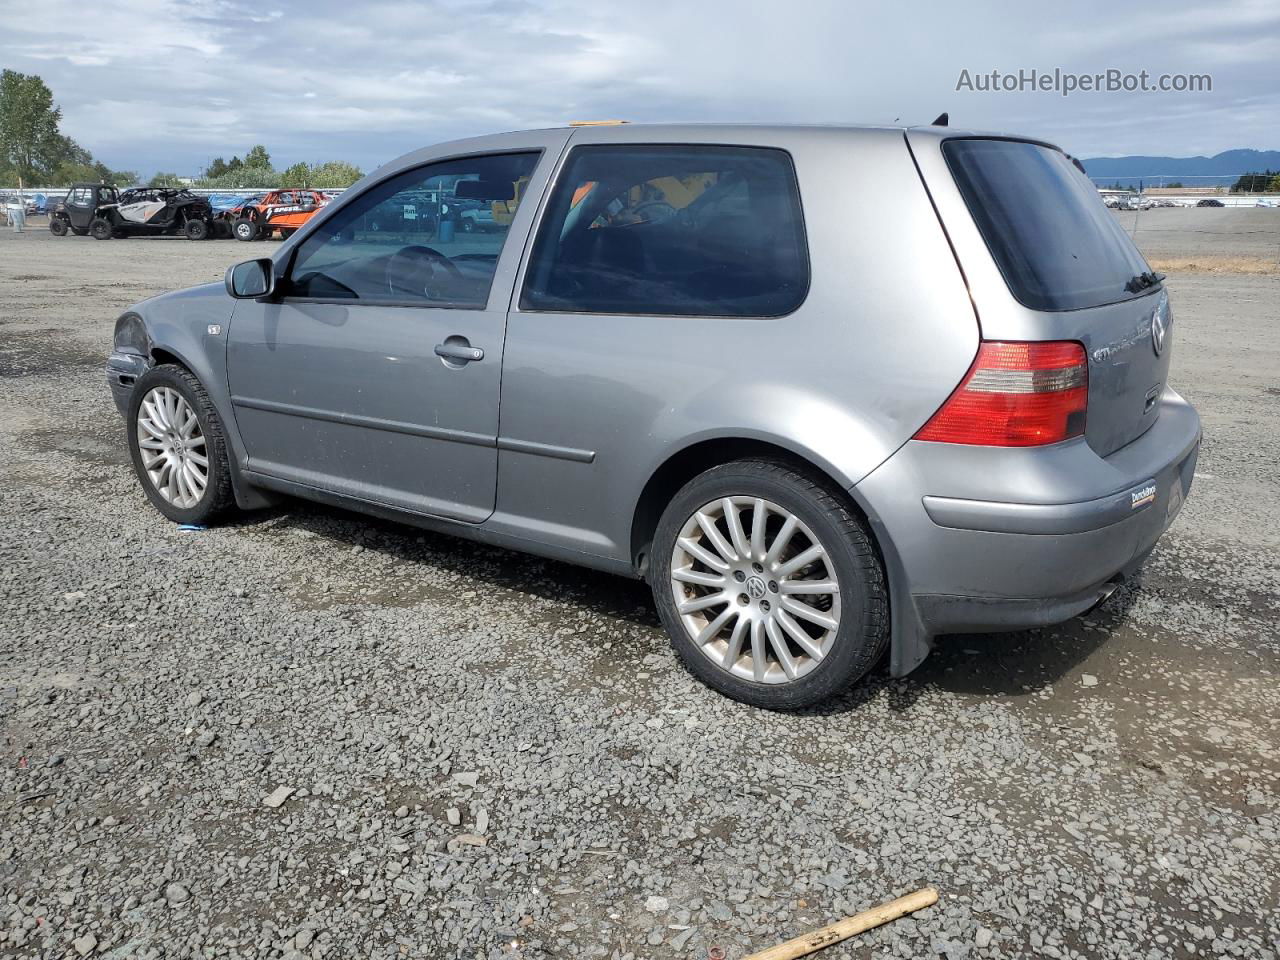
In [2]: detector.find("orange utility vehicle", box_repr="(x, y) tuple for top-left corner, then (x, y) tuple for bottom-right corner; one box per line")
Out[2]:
(224, 189), (331, 241)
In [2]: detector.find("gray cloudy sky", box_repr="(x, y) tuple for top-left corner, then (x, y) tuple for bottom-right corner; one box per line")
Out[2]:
(1, 0), (1276, 176)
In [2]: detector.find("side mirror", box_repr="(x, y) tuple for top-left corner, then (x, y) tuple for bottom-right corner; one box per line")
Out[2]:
(225, 258), (275, 299)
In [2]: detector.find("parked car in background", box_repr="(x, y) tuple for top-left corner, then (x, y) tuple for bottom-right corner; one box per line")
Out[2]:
(222, 189), (330, 241)
(106, 123), (1200, 708)
(455, 198), (496, 232)
(1, 194), (39, 216)
(1196, 198), (1225, 207)
(49, 184), (219, 239)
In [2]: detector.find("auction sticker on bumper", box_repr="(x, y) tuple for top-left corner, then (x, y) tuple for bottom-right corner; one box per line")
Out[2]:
(1130, 482), (1158, 509)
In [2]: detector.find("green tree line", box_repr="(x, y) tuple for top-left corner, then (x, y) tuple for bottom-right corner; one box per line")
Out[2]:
(0, 70), (136, 187)
(2, 69), (364, 190)
(1231, 170), (1280, 193)
(193, 146), (363, 189)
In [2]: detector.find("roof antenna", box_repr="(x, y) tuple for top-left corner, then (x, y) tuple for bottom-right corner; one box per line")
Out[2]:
(932, 112), (949, 127)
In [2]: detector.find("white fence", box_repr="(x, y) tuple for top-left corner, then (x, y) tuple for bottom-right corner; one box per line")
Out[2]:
(1, 186), (350, 210)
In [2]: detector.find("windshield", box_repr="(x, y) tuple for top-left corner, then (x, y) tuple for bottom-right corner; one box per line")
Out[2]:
(944, 138), (1153, 312)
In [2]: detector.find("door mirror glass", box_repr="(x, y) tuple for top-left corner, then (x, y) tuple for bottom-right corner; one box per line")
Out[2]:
(226, 258), (275, 299)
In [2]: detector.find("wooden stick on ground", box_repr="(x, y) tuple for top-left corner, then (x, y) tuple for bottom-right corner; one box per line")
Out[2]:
(740, 886), (939, 960)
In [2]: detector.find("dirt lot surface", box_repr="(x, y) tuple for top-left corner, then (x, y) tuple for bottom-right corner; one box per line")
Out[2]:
(1, 215), (1278, 959)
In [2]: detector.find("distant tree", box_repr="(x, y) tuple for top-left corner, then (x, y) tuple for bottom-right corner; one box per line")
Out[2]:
(1164, 181), (1184, 188)
(0, 70), (65, 182)
(1270, 174), (1280, 193)
(0, 70), (133, 187)
(310, 161), (363, 188)
(279, 161), (311, 188)
(1231, 170), (1278, 193)
(244, 144), (272, 169)
(150, 171), (181, 187)
(205, 157), (229, 179)
(226, 155), (243, 172)
(199, 166), (279, 189)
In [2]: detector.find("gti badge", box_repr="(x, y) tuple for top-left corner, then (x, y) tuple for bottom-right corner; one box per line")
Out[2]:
(1150, 297), (1168, 356)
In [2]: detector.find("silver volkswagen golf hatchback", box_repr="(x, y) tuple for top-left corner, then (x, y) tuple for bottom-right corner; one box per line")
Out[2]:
(108, 123), (1200, 708)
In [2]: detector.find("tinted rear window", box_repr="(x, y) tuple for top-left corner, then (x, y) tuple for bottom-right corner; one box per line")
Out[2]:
(944, 139), (1153, 311)
(521, 144), (808, 317)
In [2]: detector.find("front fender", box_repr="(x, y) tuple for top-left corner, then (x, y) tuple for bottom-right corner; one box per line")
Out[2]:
(114, 285), (273, 510)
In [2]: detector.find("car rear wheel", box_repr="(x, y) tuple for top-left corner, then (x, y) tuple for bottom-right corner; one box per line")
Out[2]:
(89, 218), (113, 240)
(233, 217), (258, 241)
(651, 459), (888, 709)
(184, 218), (209, 241)
(127, 365), (236, 525)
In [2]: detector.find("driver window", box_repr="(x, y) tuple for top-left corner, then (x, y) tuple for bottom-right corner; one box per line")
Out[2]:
(286, 151), (539, 307)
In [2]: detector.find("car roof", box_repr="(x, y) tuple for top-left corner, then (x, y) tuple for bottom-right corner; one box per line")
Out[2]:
(373, 121), (1046, 178)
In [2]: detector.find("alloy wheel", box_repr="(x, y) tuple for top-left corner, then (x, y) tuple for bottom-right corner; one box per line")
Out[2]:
(136, 387), (209, 508)
(669, 497), (841, 684)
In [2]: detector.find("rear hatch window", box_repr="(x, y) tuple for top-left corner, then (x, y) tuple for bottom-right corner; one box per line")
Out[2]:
(943, 138), (1154, 312)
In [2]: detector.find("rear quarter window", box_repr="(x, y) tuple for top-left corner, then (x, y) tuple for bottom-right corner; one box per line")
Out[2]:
(521, 144), (809, 317)
(944, 139), (1153, 312)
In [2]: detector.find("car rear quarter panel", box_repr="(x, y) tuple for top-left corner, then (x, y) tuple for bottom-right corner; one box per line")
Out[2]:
(491, 125), (979, 567)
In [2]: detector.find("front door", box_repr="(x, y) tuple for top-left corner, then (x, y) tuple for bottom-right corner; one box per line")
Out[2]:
(226, 143), (558, 523)
(64, 186), (97, 230)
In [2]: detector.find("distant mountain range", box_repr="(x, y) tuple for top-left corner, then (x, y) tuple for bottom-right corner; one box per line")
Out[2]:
(1082, 149), (1280, 187)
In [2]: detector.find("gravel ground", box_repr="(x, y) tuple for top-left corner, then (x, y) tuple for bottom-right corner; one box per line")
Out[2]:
(1, 218), (1278, 960)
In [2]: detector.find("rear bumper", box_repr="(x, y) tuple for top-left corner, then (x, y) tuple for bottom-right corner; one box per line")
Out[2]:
(857, 388), (1200, 673)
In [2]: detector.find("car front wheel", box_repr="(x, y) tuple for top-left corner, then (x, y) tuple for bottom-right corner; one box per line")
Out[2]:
(651, 459), (888, 709)
(89, 217), (113, 240)
(127, 365), (236, 525)
(49, 218), (68, 236)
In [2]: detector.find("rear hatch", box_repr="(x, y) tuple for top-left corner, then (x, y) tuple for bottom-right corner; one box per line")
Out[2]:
(940, 137), (1172, 457)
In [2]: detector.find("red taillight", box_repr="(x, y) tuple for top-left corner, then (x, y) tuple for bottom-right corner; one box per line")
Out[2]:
(914, 341), (1088, 446)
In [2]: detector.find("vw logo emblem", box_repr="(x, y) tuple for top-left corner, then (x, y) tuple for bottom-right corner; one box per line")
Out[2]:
(746, 576), (767, 599)
(1150, 303), (1167, 356)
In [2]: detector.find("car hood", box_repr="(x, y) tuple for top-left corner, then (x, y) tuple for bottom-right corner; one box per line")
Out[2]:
(132, 280), (229, 313)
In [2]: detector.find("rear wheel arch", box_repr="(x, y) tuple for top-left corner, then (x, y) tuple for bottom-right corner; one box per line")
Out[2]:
(629, 437), (880, 575)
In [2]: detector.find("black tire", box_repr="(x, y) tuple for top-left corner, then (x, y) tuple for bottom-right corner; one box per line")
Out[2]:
(89, 217), (113, 240)
(184, 218), (209, 241)
(461, 218), (474, 233)
(279, 227), (296, 239)
(126, 364), (236, 525)
(233, 217), (258, 241)
(212, 219), (232, 239)
(49, 218), (68, 236)
(650, 459), (888, 710)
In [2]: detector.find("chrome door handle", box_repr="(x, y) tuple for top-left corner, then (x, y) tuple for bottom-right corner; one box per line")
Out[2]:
(434, 341), (484, 363)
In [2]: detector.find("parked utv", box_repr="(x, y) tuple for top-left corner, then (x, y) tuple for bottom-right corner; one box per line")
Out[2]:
(49, 183), (220, 240)
(222, 189), (330, 241)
